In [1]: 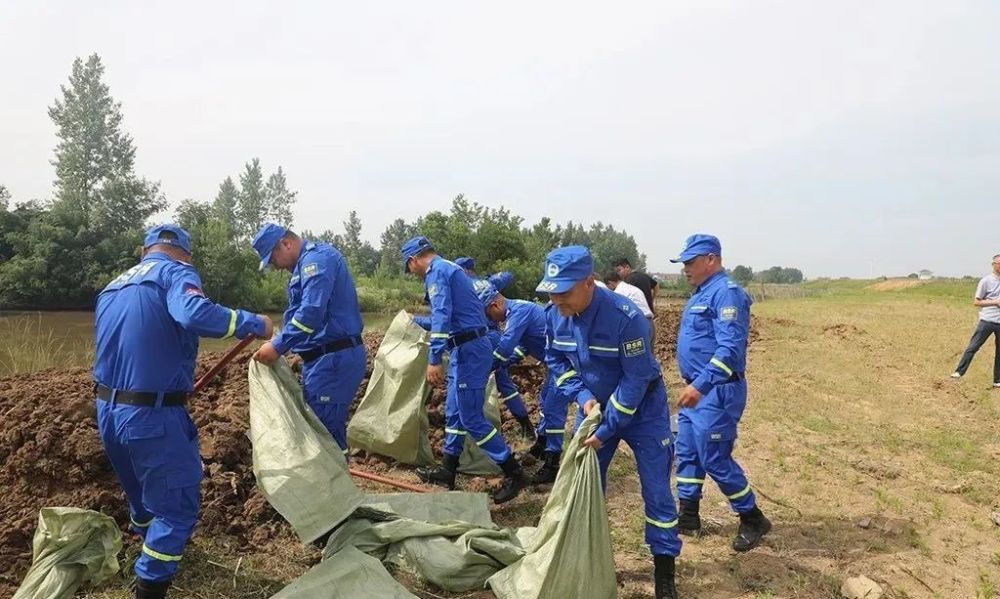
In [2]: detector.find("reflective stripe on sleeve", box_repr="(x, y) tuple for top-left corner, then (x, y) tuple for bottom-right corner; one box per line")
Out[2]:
(223, 309), (237, 338)
(430, 332), (450, 339)
(555, 370), (578, 386)
(445, 428), (466, 436)
(609, 394), (636, 415)
(710, 357), (733, 376)
(291, 318), (315, 334)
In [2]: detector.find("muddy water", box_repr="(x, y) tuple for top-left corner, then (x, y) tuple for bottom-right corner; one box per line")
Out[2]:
(0, 310), (394, 376)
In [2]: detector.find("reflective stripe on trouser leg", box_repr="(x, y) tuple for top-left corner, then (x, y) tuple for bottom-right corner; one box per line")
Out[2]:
(703, 437), (756, 513)
(674, 412), (706, 502)
(303, 346), (367, 452)
(127, 410), (203, 583)
(443, 381), (465, 457)
(629, 423), (682, 557)
(541, 377), (570, 453)
(456, 387), (511, 464)
(96, 401), (154, 532)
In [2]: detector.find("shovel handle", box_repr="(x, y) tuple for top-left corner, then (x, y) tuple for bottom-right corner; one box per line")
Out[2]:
(193, 335), (257, 396)
(348, 468), (434, 493)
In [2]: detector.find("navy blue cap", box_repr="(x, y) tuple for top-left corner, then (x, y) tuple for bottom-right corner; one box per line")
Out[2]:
(473, 279), (499, 307)
(144, 224), (192, 255)
(455, 257), (476, 271)
(536, 246), (594, 294)
(252, 223), (288, 271)
(670, 234), (722, 263)
(401, 236), (434, 272)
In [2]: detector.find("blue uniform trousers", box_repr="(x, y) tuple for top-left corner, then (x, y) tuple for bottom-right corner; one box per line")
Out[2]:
(675, 379), (756, 513)
(442, 336), (512, 464)
(97, 399), (202, 583)
(574, 384), (682, 557)
(302, 344), (367, 454)
(495, 368), (529, 419)
(537, 374), (571, 452)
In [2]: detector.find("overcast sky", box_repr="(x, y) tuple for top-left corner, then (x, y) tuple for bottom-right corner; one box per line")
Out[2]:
(2, 1), (998, 278)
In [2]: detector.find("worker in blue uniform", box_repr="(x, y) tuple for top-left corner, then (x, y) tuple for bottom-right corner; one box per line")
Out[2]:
(251, 224), (367, 456)
(412, 309), (535, 442)
(538, 246), (680, 599)
(94, 225), (272, 599)
(402, 237), (525, 503)
(672, 234), (771, 552)
(476, 281), (568, 484)
(455, 255), (514, 292)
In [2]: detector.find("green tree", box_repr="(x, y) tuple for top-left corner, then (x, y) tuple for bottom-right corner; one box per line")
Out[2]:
(213, 176), (239, 228)
(730, 265), (754, 285)
(236, 159), (266, 238)
(0, 185), (10, 211)
(48, 54), (164, 231)
(262, 166), (296, 226)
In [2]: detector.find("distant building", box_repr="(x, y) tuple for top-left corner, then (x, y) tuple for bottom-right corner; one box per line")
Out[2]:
(918, 269), (933, 280)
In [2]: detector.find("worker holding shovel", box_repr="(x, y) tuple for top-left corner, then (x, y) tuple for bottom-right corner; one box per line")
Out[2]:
(93, 224), (272, 599)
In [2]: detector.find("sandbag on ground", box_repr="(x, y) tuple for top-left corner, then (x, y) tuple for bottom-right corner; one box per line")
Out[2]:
(271, 546), (416, 599)
(324, 492), (528, 593)
(13, 507), (121, 599)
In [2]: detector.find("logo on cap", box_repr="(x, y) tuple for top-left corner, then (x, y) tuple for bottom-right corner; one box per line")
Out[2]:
(547, 263), (560, 277)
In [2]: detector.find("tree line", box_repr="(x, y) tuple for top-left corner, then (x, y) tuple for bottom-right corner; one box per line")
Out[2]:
(0, 54), (647, 311)
(729, 265), (804, 286)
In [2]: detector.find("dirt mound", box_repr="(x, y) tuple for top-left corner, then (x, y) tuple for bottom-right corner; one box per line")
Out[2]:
(0, 333), (382, 596)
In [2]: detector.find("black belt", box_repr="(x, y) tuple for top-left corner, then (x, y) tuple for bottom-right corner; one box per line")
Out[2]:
(95, 384), (188, 407)
(446, 327), (489, 350)
(298, 335), (364, 363)
(683, 372), (744, 385)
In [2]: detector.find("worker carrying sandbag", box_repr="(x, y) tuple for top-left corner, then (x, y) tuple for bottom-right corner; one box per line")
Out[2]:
(536, 245), (682, 599)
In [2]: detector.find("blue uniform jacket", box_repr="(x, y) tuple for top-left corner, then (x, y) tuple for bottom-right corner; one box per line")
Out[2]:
(676, 271), (752, 395)
(94, 252), (264, 392)
(272, 241), (364, 355)
(492, 299), (547, 364)
(424, 256), (490, 366)
(545, 286), (663, 443)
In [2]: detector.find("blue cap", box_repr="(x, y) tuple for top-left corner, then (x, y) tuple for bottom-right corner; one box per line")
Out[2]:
(536, 246), (594, 294)
(144, 224), (192, 255)
(670, 234), (722, 263)
(455, 257), (476, 271)
(488, 271), (513, 292)
(252, 223), (288, 271)
(473, 279), (499, 306)
(400, 236), (434, 272)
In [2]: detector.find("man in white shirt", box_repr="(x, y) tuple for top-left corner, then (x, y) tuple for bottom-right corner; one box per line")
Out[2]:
(952, 254), (1000, 388)
(604, 271), (656, 337)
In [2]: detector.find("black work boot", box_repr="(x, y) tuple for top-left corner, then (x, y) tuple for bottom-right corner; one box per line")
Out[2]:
(135, 578), (171, 599)
(416, 453), (459, 490)
(516, 416), (537, 442)
(526, 434), (546, 460)
(677, 499), (702, 536)
(653, 555), (678, 599)
(493, 455), (527, 504)
(531, 451), (561, 485)
(732, 506), (772, 552)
